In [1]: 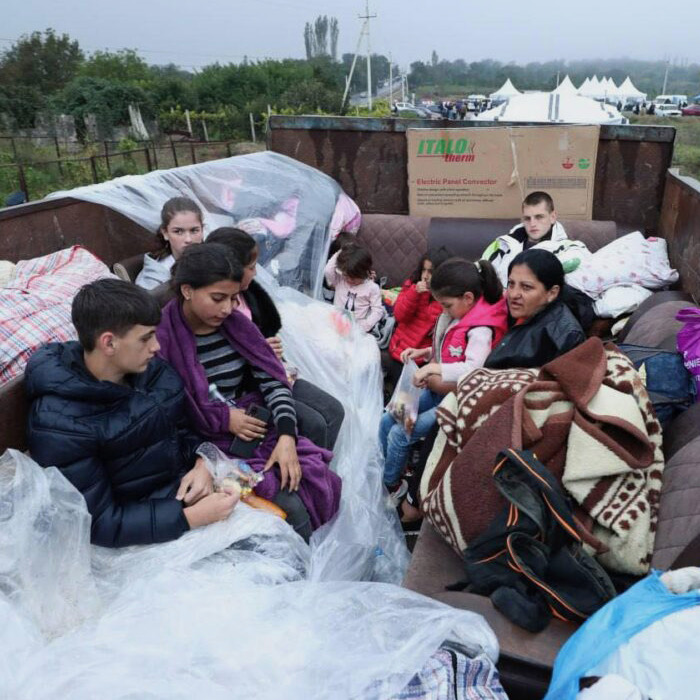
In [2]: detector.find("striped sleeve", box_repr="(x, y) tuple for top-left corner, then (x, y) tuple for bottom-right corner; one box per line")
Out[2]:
(251, 368), (297, 437)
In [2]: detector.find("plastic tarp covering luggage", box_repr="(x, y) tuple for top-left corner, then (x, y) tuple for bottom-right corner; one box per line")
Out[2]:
(0, 449), (498, 699)
(545, 569), (700, 700)
(45, 151), (361, 298)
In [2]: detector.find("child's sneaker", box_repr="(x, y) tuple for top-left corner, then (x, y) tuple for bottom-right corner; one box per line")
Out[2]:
(385, 479), (408, 509)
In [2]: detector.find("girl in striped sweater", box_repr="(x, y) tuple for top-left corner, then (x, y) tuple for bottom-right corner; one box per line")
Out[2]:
(156, 243), (341, 541)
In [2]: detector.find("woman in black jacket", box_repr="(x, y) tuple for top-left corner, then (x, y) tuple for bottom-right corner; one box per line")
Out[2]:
(403, 250), (586, 526)
(207, 227), (345, 451)
(485, 249), (586, 369)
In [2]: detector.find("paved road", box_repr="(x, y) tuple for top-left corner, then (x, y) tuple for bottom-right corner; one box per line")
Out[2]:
(348, 77), (404, 106)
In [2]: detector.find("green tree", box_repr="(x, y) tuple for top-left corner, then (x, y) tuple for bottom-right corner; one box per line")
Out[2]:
(330, 18), (339, 61)
(0, 29), (83, 93)
(80, 49), (150, 84)
(303, 16), (339, 60)
(0, 84), (45, 128)
(52, 76), (151, 142)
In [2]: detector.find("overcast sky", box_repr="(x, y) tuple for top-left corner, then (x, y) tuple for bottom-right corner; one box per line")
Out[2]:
(2, 0), (699, 72)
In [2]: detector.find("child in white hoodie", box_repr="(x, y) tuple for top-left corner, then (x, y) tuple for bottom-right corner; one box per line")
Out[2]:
(324, 243), (384, 332)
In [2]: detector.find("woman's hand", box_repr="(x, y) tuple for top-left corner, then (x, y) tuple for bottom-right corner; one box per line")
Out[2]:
(264, 435), (302, 491)
(176, 457), (214, 505)
(413, 362), (441, 388)
(229, 407), (268, 441)
(266, 336), (284, 360)
(400, 346), (432, 364)
(184, 490), (240, 528)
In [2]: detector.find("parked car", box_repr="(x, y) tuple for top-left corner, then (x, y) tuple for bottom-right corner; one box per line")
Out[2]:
(655, 104), (682, 117)
(654, 94), (688, 107)
(396, 106), (441, 120)
(682, 104), (700, 116)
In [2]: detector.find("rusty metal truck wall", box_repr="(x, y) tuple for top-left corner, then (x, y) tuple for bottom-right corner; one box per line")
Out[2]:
(0, 198), (157, 265)
(659, 172), (700, 302)
(267, 116), (675, 233)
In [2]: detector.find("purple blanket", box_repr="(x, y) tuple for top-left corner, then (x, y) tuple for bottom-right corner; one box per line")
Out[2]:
(157, 299), (341, 529)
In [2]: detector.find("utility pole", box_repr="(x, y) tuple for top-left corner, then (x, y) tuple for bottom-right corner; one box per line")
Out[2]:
(360, 0), (377, 110)
(662, 59), (670, 95)
(389, 53), (393, 106)
(341, 19), (368, 112)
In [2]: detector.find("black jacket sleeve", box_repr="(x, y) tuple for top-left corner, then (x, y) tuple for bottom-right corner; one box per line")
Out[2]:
(245, 280), (282, 338)
(28, 409), (189, 548)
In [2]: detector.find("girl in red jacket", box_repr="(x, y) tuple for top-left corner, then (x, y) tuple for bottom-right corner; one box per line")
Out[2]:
(379, 258), (508, 502)
(381, 255), (444, 391)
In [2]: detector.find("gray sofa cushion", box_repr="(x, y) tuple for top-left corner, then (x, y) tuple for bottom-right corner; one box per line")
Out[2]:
(616, 291), (694, 344)
(356, 214), (430, 288)
(663, 403), (700, 461)
(621, 300), (694, 347)
(651, 435), (700, 570)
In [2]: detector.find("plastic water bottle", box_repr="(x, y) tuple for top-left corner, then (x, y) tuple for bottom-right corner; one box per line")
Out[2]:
(371, 546), (395, 583)
(208, 383), (237, 407)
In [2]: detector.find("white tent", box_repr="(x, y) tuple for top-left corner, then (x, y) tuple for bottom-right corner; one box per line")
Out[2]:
(552, 75), (578, 95)
(617, 76), (647, 102)
(579, 76), (602, 99)
(474, 92), (626, 124)
(602, 77), (619, 100)
(489, 78), (521, 101)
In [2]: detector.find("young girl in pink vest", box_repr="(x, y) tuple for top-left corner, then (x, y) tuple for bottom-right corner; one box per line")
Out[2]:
(379, 258), (508, 500)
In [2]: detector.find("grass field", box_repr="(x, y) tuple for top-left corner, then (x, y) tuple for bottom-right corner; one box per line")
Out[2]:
(629, 115), (700, 180)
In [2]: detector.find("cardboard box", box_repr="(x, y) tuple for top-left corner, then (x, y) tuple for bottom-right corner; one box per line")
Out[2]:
(407, 125), (600, 219)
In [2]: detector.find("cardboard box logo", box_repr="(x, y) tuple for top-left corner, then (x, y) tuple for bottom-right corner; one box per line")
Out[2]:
(416, 138), (476, 162)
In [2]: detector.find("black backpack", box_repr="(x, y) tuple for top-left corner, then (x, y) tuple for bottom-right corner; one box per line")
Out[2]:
(456, 449), (616, 632)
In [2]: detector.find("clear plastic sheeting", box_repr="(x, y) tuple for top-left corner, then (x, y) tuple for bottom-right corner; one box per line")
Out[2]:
(0, 450), (98, 639)
(45, 151), (360, 298)
(0, 450), (499, 700)
(264, 265), (410, 583)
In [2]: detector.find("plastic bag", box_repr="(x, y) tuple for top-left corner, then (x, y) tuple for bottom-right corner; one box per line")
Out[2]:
(387, 360), (421, 435)
(196, 442), (264, 496)
(196, 442), (287, 519)
(545, 570), (700, 700)
(676, 307), (700, 401)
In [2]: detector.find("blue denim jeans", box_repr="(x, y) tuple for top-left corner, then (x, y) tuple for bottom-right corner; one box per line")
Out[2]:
(379, 389), (442, 486)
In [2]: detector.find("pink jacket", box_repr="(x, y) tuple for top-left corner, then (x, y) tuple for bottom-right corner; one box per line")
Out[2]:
(432, 296), (509, 383)
(324, 251), (384, 332)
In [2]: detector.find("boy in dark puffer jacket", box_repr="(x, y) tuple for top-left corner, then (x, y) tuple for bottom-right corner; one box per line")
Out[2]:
(25, 279), (239, 548)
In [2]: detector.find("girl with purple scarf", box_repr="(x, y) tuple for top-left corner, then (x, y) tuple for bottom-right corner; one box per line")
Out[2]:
(156, 243), (341, 540)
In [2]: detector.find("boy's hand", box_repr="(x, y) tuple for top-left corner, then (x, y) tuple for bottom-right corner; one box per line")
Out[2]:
(184, 490), (239, 528)
(177, 457), (214, 505)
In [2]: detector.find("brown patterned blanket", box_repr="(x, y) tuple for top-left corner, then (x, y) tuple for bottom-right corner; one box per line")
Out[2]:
(420, 338), (664, 575)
